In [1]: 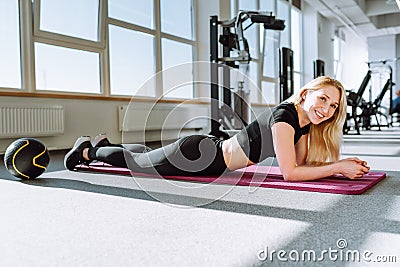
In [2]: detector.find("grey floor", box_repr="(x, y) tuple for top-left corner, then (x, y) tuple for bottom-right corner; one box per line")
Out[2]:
(1, 128), (400, 266)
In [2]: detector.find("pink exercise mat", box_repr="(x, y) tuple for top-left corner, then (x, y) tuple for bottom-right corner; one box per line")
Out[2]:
(75, 163), (386, 195)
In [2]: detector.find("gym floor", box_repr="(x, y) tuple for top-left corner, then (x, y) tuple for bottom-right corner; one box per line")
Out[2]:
(1, 129), (400, 266)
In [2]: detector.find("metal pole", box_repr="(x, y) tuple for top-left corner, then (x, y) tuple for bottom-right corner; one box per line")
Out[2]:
(210, 16), (220, 136)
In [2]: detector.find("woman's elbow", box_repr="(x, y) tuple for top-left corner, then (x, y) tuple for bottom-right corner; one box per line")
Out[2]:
(283, 175), (297, 182)
(281, 170), (298, 182)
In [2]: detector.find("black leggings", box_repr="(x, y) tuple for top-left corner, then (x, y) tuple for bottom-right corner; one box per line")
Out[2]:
(87, 135), (228, 176)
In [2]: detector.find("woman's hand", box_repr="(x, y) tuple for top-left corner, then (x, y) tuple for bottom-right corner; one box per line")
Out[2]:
(336, 157), (370, 179)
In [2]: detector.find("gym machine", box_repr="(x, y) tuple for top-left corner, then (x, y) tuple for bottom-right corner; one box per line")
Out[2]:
(344, 60), (395, 134)
(343, 70), (371, 134)
(279, 47), (294, 102)
(209, 11), (285, 139)
(313, 59), (325, 78)
(359, 78), (393, 130)
(359, 60), (394, 130)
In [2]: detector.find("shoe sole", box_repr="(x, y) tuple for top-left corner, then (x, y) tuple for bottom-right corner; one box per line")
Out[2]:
(64, 138), (91, 170)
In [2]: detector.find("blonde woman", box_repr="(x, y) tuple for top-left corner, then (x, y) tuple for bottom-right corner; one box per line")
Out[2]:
(65, 76), (370, 181)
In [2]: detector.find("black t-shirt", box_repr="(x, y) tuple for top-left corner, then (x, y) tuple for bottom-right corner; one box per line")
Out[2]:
(236, 102), (310, 163)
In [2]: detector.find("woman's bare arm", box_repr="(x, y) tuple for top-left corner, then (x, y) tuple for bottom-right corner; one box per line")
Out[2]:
(294, 134), (308, 166)
(272, 122), (369, 181)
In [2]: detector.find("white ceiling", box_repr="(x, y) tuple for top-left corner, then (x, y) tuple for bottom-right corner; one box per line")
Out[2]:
(304, 0), (400, 39)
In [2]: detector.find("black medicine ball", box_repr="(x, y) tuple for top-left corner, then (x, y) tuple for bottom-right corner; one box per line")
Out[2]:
(4, 138), (50, 179)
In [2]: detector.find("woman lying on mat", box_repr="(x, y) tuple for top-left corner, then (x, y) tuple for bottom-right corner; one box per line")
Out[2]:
(64, 76), (370, 181)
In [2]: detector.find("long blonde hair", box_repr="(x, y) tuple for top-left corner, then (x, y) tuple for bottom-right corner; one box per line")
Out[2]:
(287, 76), (347, 165)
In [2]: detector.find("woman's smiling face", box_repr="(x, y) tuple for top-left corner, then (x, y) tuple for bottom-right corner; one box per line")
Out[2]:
(302, 86), (340, 124)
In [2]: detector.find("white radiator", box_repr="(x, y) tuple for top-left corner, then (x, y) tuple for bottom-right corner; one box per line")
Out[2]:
(0, 106), (64, 138)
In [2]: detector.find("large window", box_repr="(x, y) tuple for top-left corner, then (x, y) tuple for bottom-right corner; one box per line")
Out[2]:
(1, 0), (195, 99)
(4, 0), (303, 104)
(33, 0), (103, 94)
(108, 0), (195, 98)
(0, 0), (21, 89)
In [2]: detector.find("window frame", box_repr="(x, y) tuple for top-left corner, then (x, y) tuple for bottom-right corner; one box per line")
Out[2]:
(1, 0), (197, 100)
(30, 0), (109, 96)
(333, 34), (344, 81)
(32, 0), (107, 50)
(107, 24), (156, 97)
(108, 0), (196, 98)
(291, 4), (303, 95)
(158, 0), (197, 98)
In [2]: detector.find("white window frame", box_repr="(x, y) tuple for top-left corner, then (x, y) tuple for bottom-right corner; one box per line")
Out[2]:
(32, 0), (107, 50)
(157, 0), (197, 98)
(3, 0), (197, 99)
(31, 0), (108, 95)
(108, 0), (196, 97)
(333, 35), (344, 81)
(291, 4), (303, 94)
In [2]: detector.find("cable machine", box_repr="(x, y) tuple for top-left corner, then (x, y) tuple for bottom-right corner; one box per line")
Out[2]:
(361, 60), (395, 130)
(209, 11), (285, 139)
(279, 47), (294, 102)
(313, 59), (325, 78)
(344, 59), (395, 134)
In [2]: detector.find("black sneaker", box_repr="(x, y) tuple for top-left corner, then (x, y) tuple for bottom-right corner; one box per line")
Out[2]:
(92, 133), (112, 148)
(64, 136), (92, 171)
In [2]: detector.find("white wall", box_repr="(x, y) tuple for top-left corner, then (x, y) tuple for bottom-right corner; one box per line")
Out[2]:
(302, 2), (370, 91)
(302, 1), (318, 83)
(302, 3), (336, 83)
(340, 30), (369, 91)
(317, 14), (335, 76)
(367, 35), (396, 104)
(368, 35), (396, 62)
